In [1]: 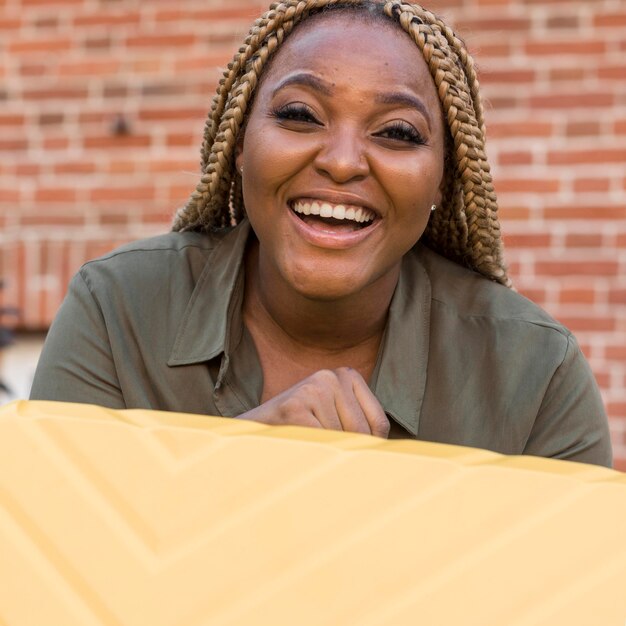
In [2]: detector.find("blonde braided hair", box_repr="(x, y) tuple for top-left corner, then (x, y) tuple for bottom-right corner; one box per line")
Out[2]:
(172, 0), (509, 286)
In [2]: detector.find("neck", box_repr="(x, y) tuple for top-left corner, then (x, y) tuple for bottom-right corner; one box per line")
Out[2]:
(243, 239), (398, 355)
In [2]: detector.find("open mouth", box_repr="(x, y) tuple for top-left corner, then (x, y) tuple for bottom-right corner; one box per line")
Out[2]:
(290, 200), (376, 233)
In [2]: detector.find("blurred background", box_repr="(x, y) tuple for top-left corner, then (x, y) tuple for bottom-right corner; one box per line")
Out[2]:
(1, 0), (625, 469)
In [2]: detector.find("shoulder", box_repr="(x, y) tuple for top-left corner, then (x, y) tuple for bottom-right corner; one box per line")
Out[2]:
(77, 227), (240, 291)
(415, 244), (570, 339)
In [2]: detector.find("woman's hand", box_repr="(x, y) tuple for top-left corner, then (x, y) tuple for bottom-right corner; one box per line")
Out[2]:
(238, 368), (390, 438)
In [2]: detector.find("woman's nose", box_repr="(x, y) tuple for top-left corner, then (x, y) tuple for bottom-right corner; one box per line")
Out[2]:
(313, 127), (370, 183)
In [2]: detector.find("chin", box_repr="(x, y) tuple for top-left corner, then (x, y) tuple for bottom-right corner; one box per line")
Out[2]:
(286, 266), (364, 302)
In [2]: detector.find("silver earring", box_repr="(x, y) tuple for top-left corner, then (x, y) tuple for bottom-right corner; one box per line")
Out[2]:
(240, 165), (243, 175)
(431, 204), (437, 212)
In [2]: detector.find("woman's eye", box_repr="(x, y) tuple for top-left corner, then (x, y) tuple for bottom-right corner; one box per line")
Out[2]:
(376, 122), (425, 145)
(271, 103), (321, 125)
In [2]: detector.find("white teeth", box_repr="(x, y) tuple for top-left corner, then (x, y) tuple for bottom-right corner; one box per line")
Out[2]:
(291, 200), (375, 224)
(332, 205), (345, 220)
(320, 203), (333, 218)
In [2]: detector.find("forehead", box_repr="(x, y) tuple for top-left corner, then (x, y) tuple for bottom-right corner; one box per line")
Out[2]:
(259, 12), (437, 101)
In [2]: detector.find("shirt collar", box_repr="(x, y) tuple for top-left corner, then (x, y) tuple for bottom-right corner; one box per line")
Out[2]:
(167, 220), (251, 367)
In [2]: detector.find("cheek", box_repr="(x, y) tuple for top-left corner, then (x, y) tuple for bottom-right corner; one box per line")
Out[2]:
(243, 124), (316, 190)
(375, 154), (443, 212)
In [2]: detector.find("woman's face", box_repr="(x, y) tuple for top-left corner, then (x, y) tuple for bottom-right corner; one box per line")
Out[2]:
(237, 13), (445, 301)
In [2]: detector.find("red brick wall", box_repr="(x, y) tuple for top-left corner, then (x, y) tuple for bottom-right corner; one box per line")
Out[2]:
(1, 0), (625, 469)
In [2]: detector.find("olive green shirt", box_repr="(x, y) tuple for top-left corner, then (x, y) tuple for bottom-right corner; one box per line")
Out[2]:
(31, 220), (612, 466)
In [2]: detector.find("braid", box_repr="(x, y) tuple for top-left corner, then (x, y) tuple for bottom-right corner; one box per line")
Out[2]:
(173, 0), (509, 286)
(384, 2), (507, 284)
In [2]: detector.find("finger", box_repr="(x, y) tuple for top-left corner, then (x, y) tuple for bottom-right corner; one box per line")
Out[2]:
(332, 373), (372, 435)
(302, 372), (343, 431)
(346, 370), (390, 438)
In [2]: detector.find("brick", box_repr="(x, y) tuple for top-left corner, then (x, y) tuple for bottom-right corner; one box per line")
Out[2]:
(594, 13), (626, 27)
(137, 107), (206, 122)
(84, 135), (151, 149)
(498, 205), (531, 220)
(0, 114), (25, 126)
(99, 211), (130, 225)
(20, 63), (48, 77)
(90, 187), (156, 202)
(565, 233), (604, 247)
(503, 233), (551, 248)
(15, 163), (40, 176)
(148, 159), (198, 173)
(141, 83), (189, 97)
(107, 161), (137, 174)
(9, 38), (72, 53)
(0, 19), (21, 30)
(54, 161), (96, 174)
(457, 18), (530, 32)
(548, 149), (626, 165)
(615, 120), (626, 135)
(608, 289), (626, 304)
(167, 185), (195, 203)
(607, 403), (626, 416)
(59, 60), (120, 76)
(73, 12), (141, 27)
(499, 151), (533, 166)
(43, 137), (70, 150)
(535, 260), (619, 276)
(545, 205), (626, 220)
(496, 179), (559, 193)
(23, 87), (88, 101)
(526, 40), (606, 55)
(34, 188), (77, 202)
(488, 122), (553, 139)
(20, 214), (85, 226)
(572, 178), (610, 193)
(126, 34), (196, 48)
(565, 121), (601, 137)
(558, 288), (596, 305)
(546, 15), (579, 29)
(31, 16), (59, 29)
(38, 113), (64, 125)
(173, 55), (232, 73)
(0, 189), (21, 202)
(469, 43), (510, 57)
(0, 139), (28, 151)
(154, 7), (262, 22)
(83, 37), (111, 50)
(598, 66), (626, 80)
(479, 69), (535, 85)
(20, 0), (84, 5)
(530, 93), (613, 109)
(166, 133), (196, 147)
(606, 346), (626, 360)
(549, 68), (586, 82)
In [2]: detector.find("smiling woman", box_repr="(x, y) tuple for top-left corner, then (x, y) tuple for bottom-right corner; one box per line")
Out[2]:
(30, 0), (613, 467)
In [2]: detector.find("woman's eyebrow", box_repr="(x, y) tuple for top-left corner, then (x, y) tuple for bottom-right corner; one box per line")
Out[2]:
(375, 92), (432, 129)
(271, 72), (333, 98)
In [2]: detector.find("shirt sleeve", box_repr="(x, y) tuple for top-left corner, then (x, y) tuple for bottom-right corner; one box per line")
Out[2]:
(29, 269), (126, 409)
(523, 333), (613, 467)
